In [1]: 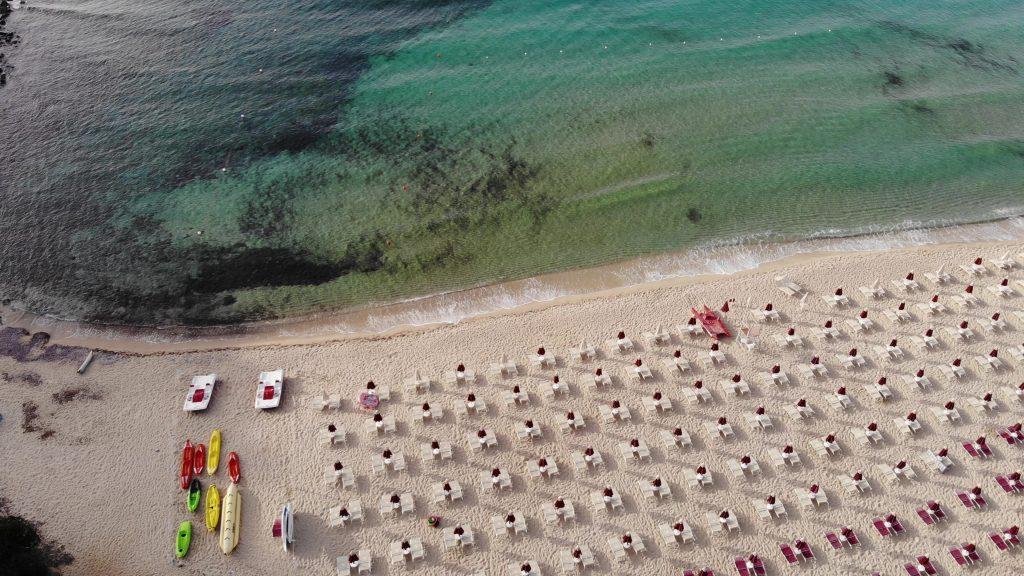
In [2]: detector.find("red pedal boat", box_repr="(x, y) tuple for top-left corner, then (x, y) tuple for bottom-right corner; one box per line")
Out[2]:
(228, 451), (241, 484)
(691, 305), (732, 340)
(193, 444), (206, 477)
(180, 440), (194, 490)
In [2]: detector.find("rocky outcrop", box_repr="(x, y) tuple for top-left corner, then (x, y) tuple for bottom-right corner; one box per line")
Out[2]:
(0, 0), (20, 87)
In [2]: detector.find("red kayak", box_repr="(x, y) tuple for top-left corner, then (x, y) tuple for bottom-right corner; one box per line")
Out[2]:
(180, 440), (194, 490)
(227, 451), (240, 484)
(192, 444), (206, 477)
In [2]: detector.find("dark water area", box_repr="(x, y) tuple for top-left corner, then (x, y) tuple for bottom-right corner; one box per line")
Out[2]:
(1, 0), (1023, 325)
(0, 0), (491, 323)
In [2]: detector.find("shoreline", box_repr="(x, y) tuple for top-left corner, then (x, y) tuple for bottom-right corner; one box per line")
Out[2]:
(3, 222), (1023, 354)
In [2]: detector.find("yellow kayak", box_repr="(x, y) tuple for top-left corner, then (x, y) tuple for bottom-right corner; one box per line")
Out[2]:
(205, 484), (221, 532)
(207, 429), (221, 475)
(219, 482), (240, 554)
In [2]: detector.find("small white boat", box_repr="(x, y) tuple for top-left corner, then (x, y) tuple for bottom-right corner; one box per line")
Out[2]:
(183, 374), (216, 412)
(274, 502), (294, 552)
(255, 369), (284, 409)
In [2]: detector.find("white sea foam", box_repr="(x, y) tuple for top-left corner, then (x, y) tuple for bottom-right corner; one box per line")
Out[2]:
(304, 210), (1024, 336)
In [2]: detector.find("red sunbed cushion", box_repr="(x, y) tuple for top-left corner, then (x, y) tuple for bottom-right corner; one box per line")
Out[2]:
(192, 389), (205, 403)
(263, 385), (275, 400)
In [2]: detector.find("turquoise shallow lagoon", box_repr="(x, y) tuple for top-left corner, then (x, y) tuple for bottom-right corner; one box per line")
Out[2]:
(1, 0), (1023, 324)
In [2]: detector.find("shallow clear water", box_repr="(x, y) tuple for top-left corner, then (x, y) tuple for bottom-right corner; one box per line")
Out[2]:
(1, 0), (1023, 324)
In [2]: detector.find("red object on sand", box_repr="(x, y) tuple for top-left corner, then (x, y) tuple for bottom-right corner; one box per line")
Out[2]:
(228, 451), (241, 483)
(691, 306), (732, 340)
(180, 440), (194, 490)
(193, 444), (206, 477)
(358, 392), (380, 411)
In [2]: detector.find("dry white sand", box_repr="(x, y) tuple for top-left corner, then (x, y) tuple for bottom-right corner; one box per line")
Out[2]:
(2, 242), (1024, 576)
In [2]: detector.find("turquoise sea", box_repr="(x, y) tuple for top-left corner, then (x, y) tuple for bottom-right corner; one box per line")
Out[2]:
(1, 0), (1023, 324)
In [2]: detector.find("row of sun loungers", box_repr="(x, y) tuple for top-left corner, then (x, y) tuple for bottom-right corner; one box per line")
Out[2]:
(323, 254), (1024, 575)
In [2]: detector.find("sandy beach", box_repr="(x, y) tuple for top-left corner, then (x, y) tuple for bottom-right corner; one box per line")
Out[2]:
(3, 241), (1024, 576)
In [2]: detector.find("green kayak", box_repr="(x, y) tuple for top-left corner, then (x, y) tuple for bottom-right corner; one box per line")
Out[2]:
(187, 479), (202, 513)
(175, 520), (192, 558)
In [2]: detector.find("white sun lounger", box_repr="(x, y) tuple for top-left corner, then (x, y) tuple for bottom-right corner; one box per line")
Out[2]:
(769, 448), (801, 467)
(686, 469), (714, 489)
(658, 521), (694, 546)
(988, 283), (1014, 298)
(590, 490), (623, 514)
(642, 324), (672, 345)
(851, 426), (883, 446)
(491, 355), (519, 377)
(661, 355), (691, 375)
(443, 368), (477, 386)
(775, 275), (804, 297)
(421, 440), (454, 463)
(884, 308), (912, 324)
(327, 499), (363, 528)
(727, 458), (761, 478)
(838, 474), (870, 495)
(744, 412), (773, 431)
(405, 370), (430, 393)
(338, 548), (372, 575)
(570, 450), (604, 472)
(492, 513), (527, 537)
(324, 465), (355, 489)
(660, 428), (692, 450)
(859, 280), (885, 299)
(706, 511), (739, 533)
(430, 481), (464, 505)
(992, 251), (1017, 270)
(558, 546), (594, 573)
(530, 350), (556, 369)
(923, 265), (951, 284)
(606, 336), (634, 353)
(311, 391), (342, 411)
(570, 340), (597, 362)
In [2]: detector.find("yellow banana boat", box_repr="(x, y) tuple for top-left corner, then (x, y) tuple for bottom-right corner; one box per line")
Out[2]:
(205, 484), (221, 532)
(207, 429), (221, 475)
(219, 482), (240, 554)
